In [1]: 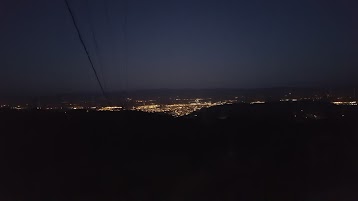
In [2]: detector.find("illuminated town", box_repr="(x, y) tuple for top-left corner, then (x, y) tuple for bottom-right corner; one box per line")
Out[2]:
(130, 99), (235, 117)
(0, 98), (238, 117)
(1, 88), (357, 117)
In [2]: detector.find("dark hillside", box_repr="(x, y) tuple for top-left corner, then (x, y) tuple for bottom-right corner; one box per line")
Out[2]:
(0, 103), (357, 200)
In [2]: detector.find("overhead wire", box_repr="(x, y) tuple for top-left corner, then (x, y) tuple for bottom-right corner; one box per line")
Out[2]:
(64, 0), (108, 100)
(84, 0), (107, 93)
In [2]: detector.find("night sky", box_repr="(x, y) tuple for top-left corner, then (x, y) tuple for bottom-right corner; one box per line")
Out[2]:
(1, 0), (358, 94)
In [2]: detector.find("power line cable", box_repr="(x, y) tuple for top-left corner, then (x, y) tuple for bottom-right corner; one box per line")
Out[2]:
(64, 0), (107, 100)
(85, 0), (107, 91)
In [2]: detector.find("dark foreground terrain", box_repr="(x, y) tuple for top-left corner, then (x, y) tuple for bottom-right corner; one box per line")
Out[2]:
(1, 102), (358, 201)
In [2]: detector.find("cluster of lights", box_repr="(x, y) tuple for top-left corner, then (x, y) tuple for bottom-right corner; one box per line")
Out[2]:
(97, 106), (123, 111)
(4, 94), (357, 116)
(250, 101), (265, 104)
(45, 107), (62, 110)
(131, 101), (229, 117)
(12, 106), (25, 110)
(280, 99), (298, 102)
(135, 100), (155, 103)
(332, 101), (357, 106)
(0, 98), (239, 116)
(69, 106), (84, 110)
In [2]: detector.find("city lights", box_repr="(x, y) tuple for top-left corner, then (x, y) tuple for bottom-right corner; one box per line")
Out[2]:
(130, 101), (228, 117)
(2, 92), (357, 117)
(97, 106), (123, 111)
(332, 101), (357, 106)
(250, 101), (265, 104)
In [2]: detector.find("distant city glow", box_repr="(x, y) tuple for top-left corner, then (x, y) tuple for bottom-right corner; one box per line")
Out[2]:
(1, 91), (357, 117)
(131, 101), (228, 117)
(280, 99), (297, 102)
(250, 101), (265, 104)
(97, 106), (123, 111)
(332, 101), (357, 106)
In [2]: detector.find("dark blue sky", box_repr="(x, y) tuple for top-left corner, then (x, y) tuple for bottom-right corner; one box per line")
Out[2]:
(1, 0), (357, 94)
